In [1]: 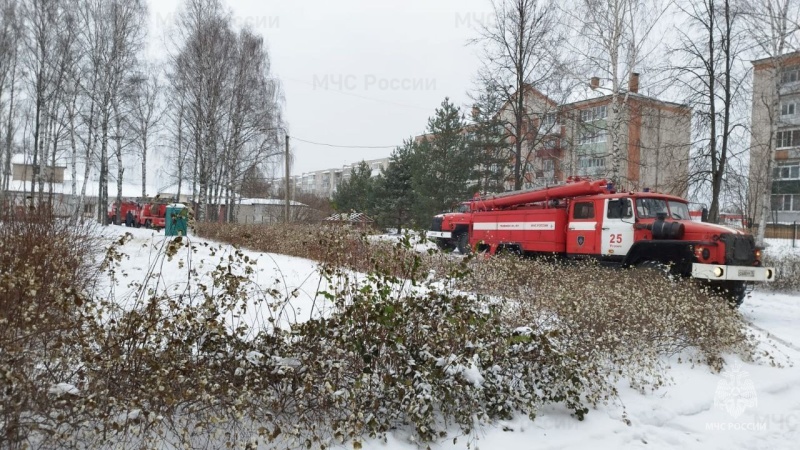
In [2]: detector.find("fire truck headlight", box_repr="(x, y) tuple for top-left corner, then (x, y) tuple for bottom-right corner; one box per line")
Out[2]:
(713, 266), (724, 278)
(755, 249), (762, 260)
(701, 248), (711, 260)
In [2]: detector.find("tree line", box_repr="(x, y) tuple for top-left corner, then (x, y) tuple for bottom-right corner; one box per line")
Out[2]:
(0, 0), (797, 237)
(0, 0), (284, 224)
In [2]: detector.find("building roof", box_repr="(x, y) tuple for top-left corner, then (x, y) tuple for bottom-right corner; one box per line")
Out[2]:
(238, 197), (306, 207)
(11, 153), (68, 168)
(751, 50), (800, 67)
(6, 179), (154, 198)
(562, 91), (690, 111)
(325, 212), (374, 223)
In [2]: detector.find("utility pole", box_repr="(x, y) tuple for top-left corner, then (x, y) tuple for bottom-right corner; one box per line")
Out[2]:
(285, 133), (290, 223)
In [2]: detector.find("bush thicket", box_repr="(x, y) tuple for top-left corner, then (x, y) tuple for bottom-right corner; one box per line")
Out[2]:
(0, 219), (764, 449)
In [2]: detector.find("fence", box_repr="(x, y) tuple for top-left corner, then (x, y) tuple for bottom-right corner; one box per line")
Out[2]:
(751, 222), (799, 247)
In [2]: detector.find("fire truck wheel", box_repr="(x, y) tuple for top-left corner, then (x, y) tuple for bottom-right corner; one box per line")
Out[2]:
(709, 280), (747, 308)
(435, 238), (454, 251)
(144, 219), (152, 229)
(456, 233), (470, 255)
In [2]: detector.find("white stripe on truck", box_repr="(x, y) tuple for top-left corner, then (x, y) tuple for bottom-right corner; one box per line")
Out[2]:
(473, 222), (556, 231)
(567, 222), (597, 231)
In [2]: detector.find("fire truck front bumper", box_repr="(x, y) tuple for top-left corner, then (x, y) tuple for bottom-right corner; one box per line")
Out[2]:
(428, 231), (452, 239)
(692, 263), (776, 282)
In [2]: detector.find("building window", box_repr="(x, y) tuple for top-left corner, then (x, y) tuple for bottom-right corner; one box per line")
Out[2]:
(542, 159), (554, 171)
(781, 101), (797, 116)
(577, 156), (605, 168)
(578, 130), (608, 145)
(579, 105), (608, 123)
(771, 194), (800, 211)
(777, 129), (800, 148)
(773, 163), (800, 180)
(781, 66), (800, 85)
(772, 195), (792, 211)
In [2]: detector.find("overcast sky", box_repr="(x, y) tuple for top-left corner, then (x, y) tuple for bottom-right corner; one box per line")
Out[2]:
(147, 0), (494, 176)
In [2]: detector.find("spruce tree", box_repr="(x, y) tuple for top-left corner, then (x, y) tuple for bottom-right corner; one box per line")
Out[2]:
(373, 139), (415, 232)
(332, 161), (374, 214)
(470, 81), (510, 194)
(412, 98), (479, 224)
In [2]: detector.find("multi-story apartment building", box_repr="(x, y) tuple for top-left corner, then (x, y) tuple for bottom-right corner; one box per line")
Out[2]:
(495, 75), (691, 196)
(275, 157), (390, 199)
(749, 51), (800, 223)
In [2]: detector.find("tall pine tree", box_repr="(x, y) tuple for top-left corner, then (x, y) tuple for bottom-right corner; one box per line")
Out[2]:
(412, 98), (479, 224)
(373, 139), (415, 232)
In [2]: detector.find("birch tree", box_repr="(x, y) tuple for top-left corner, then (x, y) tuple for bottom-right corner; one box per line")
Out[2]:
(0, 0), (20, 199)
(76, 0), (146, 223)
(127, 69), (162, 199)
(566, 0), (670, 186)
(472, 0), (565, 191)
(672, 0), (750, 223)
(20, 0), (60, 204)
(170, 0), (283, 222)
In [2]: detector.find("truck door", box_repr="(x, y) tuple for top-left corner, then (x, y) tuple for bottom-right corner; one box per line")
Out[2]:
(601, 198), (634, 257)
(566, 200), (599, 255)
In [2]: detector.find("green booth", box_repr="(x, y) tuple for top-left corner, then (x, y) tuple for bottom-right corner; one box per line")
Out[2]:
(165, 204), (189, 236)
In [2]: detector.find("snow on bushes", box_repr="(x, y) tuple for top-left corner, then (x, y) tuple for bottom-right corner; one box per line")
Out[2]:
(0, 221), (762, 449)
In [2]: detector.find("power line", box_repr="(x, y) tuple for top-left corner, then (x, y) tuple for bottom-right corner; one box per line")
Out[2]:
(291, 136), (399, 149)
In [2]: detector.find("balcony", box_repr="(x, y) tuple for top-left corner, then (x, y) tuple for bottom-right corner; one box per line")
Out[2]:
(537, 122), (562, 136)
(775, 148), (800, 160)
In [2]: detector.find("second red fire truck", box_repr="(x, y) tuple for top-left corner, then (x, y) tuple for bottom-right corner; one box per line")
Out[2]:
(428, 178), (775, 305)
(108, 200), (168, 229)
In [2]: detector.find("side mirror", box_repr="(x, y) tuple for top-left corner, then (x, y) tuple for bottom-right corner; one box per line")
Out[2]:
(701, 207), (709, 222)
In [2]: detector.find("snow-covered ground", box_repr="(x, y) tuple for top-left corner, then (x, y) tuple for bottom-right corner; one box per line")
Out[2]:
(99, 227), (800, 450)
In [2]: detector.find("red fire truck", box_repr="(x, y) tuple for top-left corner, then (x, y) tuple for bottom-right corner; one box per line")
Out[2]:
(108, 201), (141, 226)
(107, 200), (168, 229)
(140, 202), (167, 229)
(428, 178), (775, 305)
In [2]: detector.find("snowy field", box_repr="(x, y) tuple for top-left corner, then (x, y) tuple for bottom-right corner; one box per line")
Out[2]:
(100, 227), (800, 450)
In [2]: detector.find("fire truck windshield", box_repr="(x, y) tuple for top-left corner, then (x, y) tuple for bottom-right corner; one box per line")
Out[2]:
(455, 203), (470, 213)
(635, 198), (668, 218)
(667, 201), (690, 220)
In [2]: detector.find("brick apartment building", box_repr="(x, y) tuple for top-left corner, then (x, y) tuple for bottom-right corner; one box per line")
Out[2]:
(749, 50), (800, 223)
(493, 74), (691, 195)
(412, 75), (691, 196)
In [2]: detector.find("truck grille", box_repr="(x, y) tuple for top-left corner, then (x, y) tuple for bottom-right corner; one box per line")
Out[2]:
(721, 233), (756, 266)
(431, 217), (443, 232)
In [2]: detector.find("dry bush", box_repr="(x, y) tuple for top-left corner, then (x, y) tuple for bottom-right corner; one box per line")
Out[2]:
(464, 257), (755, 379)
(1, 219), (759, 449)
(195, 222), (448, 279)
(761, 252), (800, 293)
(0, 208), (99, 448)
